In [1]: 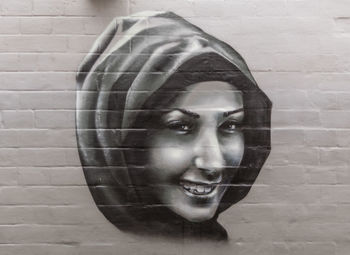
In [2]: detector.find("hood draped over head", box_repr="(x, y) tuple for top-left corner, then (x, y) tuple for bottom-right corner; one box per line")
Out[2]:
(76, 11), (272, 239)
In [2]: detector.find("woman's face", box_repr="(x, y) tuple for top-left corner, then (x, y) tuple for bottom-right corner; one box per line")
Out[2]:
(145, 81), (244, 222)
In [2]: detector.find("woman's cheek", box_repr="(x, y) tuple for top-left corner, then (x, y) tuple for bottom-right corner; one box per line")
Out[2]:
(220, 132), (245, 166)
(147, 136), (193, 183)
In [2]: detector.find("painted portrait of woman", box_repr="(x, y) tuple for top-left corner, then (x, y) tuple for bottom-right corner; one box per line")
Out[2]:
(76, 11), (272, 241)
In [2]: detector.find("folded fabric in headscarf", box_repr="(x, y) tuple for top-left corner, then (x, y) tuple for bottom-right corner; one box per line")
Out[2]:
(76, 11), (272, 240)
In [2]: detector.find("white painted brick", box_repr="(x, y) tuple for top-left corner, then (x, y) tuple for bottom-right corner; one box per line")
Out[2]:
(130, 0), (195, 17)
(0, 149), (19, 167)
(0, 130), (18, 147)
(253, 0), (288, 17)
(319, 148), (350, 166)
(304, 130), (338, 147)
(2, 110), (34, 128)
(244, 184), (322, 205)
(52, 18), (85, 34)
(35, 53), (83, 71)
(46, 167), (85, 185)
(336, 205), (350, 223)
(320, 185), (350, 204)
(0, 186), (91, 206)
(0, 205), (103, 225)
(17, 167), (85, 186)
(18, 91), (76, 110)
(35, 110), (75, 128)
(0, 148), (78, 167)
(272, 129), (305, 145)
(267, 145), (319, 166)
(335, 17), (350, 33)
(0, 54), (19, 71)
(192, 1), (253, 18)
(257, 165), (305, 185)
(268, 204), (337, 224)
(0, 168), (18, 186)
(17, 167), (50, 186)
(336, 166), (350, 184)
(68, 35), (99, 53)
(64, 0), (128, 16)
(0, 92), (20, 109)
(0, 72), (75, 91)
(20, 18), (53, 34)
(336, 242), (350, 255)
(283, 242), (336, 255)
(272, 110), (321, 128)
(0, 0), (32, 16)
(284, 223), (348, 242)
(287, 146), (320, 165)
(237, 17), (333, 36)
(17, 53), (39, 71)
(0, 36), (68, 53)
(0, 18), (20, 34)
(248, 53), (341, 72)
(336, 93), (350, 109)
(316, 73), (350, 91)
(321, 35), (350, 55)
(305, 166), (338, 184)
(285, 0), (322, 17)
(1, 224), (121, 244)
(268, 90), (313, 110)
(320, 111), (350, 128)
(320, 0), (350, 17)
(83, 17), (111, 35)
(308, 91), (338, 110)
(0, 245), (77, 255)
(254, 72), (317, 91)
(0, 129), (76, 148)
(32, 0), (65, 16)
(335, 130), (350, 147)
(11, 53), (82, 72)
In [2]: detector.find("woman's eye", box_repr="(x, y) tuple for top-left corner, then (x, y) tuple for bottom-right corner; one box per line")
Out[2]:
(219, 121), (239, 133)
(166, 121), (193, 133)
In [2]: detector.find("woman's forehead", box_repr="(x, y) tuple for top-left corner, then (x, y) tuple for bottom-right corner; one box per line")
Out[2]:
(169, 81), (243, 111)
(186, 81), (237, 92)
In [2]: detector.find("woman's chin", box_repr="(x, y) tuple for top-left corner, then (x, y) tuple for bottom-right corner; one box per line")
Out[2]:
(172, 205), (217, 223)
(169, 198), (217, 223)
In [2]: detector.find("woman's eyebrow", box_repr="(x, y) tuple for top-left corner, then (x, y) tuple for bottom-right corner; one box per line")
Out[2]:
(223, 108), (244, 117)
(170, 108), (200, 119)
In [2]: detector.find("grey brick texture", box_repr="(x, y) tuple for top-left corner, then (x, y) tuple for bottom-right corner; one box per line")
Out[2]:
(0, 0), (349, 254)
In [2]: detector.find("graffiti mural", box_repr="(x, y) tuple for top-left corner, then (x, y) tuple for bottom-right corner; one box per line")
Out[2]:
(76, 11), (272, 241)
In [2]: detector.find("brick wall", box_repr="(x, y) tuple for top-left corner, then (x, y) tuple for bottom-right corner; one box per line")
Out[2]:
(0, 0), (349, 254)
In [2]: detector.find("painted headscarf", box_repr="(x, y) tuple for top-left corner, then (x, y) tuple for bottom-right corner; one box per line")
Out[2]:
(76, 11), (272, 239)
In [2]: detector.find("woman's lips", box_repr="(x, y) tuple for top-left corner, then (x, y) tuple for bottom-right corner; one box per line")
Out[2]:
(179, 181), (218, 195)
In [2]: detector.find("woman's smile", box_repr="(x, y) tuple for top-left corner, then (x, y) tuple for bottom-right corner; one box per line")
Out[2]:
(180, 180), (218, 196)
(144, 81), (245, 222)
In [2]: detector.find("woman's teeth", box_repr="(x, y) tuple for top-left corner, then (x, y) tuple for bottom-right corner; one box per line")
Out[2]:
(180, 181), (215, 195)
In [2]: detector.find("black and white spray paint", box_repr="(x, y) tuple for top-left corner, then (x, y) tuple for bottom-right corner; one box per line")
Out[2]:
(76, 11), (272, 241)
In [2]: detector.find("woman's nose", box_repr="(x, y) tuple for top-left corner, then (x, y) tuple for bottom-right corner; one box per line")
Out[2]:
(193, 127), (225, 180)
